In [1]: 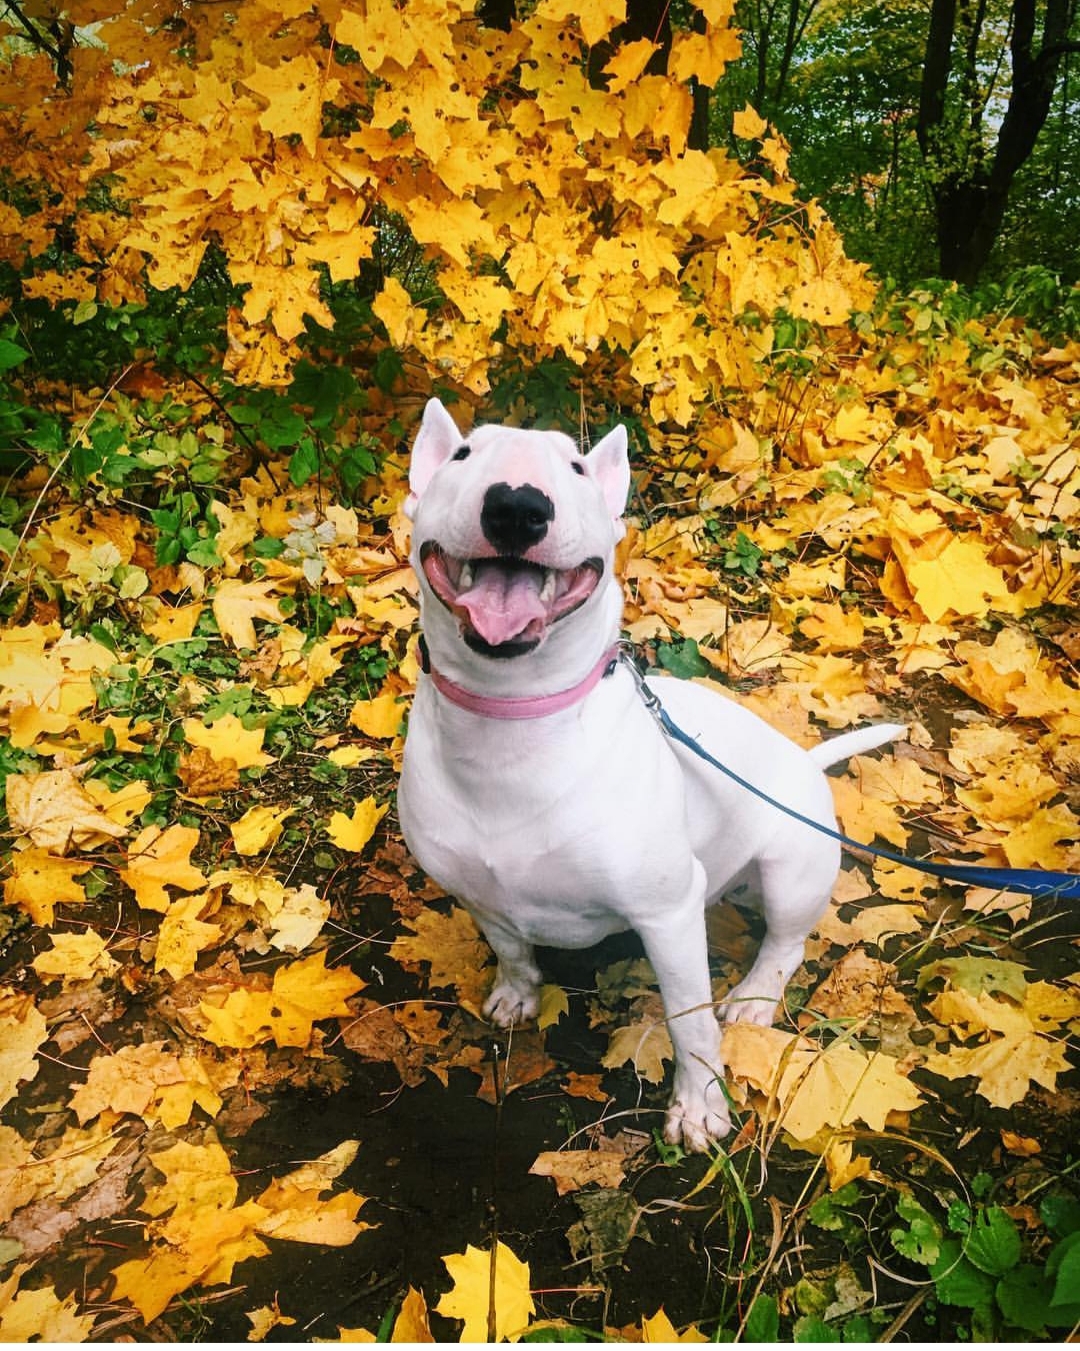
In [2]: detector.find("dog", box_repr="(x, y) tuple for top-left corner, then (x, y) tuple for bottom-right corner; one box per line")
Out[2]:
(398, 398), (904, 1151)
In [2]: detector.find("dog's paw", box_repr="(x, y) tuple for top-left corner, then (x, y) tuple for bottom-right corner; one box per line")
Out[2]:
(483, 979), (541, 1028)
(664, 1078), (732, 1153)
(717, 978), (781, 1027)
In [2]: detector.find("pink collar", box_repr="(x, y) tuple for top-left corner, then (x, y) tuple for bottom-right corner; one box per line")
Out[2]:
(419, 639), (620, 720)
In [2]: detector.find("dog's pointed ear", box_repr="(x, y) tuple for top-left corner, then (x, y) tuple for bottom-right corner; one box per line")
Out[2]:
(586, 424), (631, 522)
(406, 398), (465, 517)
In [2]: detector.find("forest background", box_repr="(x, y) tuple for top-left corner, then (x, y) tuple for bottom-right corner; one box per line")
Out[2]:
(1, 0), (1080, 1342)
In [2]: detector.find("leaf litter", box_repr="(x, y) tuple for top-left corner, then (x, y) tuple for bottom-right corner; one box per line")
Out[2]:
(1, 365), (1078, 1341)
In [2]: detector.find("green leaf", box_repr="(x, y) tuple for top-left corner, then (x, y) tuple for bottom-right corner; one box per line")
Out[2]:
(891, 1194), (942, 1265)
(1051, 1240), (1080, 1309)
(289, 438), (321, 487)
(793, 1314), (842, 1342)
(657, 637), (711, 679)
(252, 536), (286, 558)
(745, 1294), (779, 1342)
(995, 1264), (1050, 1333)
(964, 1208), (1021, 1277)
(186, 537), (222, 568)
(930, 1238), (996, 1309)
(0, 338), (30, 372)
(1041, 1195), (1080, 1239)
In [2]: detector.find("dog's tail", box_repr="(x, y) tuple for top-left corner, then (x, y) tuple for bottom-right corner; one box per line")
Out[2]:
(807, 722), (908, 769)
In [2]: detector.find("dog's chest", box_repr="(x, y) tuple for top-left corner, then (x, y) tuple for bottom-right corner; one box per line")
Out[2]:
(398, 686), (694, 944)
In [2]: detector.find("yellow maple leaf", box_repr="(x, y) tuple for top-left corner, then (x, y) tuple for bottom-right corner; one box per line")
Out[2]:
(143, 599), (204, 643)
(211, 577), (283, 650)
(6, 769), (128, 853)
(436, 1241), (535, 1342)
(241, 53), (340, 156)
(922, 1031), (1068, 1109)
(246, 1301), (297, 1341)
(4, 847), (93, 925)
(732, 103), (768, 139)
(327, 796), (389, 853)
(267, 882), (330, 953)
(112, 1199), (270, 1324)
(0, 989), (46, 1110)
(723, 1023), (923, 1140)
(537, 983), (569, 1030)
(31, 931), (119, 983)
(230, 803), (295, 856)
(156, 893), (224, 980)
(198, 950), (365, 1049)
(1002, 803), (1078, 871)
(903, 537), (1011, 623)
(82, 777), (153, 827)
(391, 1287), (433, 1342)
(535, 0), (626, 45)
(389, 905), (492, 1008)
(121, 823), (206, 912)
(349, 692), (404, 739)
(601, 1018), (674, 1084)
(0, 1265), (97, 1343)
(603, 37), (659, 93)
(183, 712), (274, 769)
(641, 1308), (710, 1342)
(669, 22), (742, 85)
(69, 1042), (223, 1129)
(140, 1138), (238, 1219)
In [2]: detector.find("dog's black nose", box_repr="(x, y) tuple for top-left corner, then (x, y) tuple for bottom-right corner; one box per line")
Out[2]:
(480, 482), (554, 554)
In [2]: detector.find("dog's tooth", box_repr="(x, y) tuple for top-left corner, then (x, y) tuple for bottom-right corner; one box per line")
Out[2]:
(539, 569), (557, 604)
(458, 560), (475, 591)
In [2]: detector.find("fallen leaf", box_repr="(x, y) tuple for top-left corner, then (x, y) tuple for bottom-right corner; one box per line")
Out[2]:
(349, 692), (404, 738)
(529, 1148), (627, 1196)
(4, 848), (94, 925)
(69, 1042), (224, 1129)
(0, 1264), (97, 1342)
(0, 989), (46, 1110)
(197, 951), (365, 1049)
(435, 1241), (535, 1342)
(6, 770), (127, 853)
(723, 1023), (923, 1140)
(327, 797), (389, 853)
(121, 823), (206, 912)
(211, 577), (284, 649)
(31, 931), (119, 983)
(231, 804), (295, 856)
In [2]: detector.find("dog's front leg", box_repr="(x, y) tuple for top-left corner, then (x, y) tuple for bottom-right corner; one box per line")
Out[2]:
(637, 859), (730, 1153)
(476, 916), (543, 1027)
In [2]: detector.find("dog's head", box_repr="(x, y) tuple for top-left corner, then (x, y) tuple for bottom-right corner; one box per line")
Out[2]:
(405, 398), (630, 664)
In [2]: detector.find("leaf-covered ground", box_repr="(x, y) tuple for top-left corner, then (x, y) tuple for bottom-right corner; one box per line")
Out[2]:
(2, 312), (1080, 1341)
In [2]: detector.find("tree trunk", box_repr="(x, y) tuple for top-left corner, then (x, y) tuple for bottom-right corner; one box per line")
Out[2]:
(918, 0), (1080, 282)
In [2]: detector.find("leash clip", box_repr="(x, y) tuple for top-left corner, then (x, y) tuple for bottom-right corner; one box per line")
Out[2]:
(616, 641), (665, 725)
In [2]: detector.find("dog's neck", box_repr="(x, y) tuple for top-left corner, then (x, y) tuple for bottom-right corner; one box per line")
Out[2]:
(418, 635), (619, 720)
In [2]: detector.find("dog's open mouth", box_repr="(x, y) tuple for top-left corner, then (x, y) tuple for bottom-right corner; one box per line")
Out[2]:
(420, 543), (603, 657)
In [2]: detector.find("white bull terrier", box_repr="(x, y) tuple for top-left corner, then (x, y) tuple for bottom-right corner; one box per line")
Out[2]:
(398, 398), (904, 1151)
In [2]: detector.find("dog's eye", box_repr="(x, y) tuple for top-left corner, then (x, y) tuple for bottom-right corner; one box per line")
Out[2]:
(571, 461), (586, 476)
(452, 444), (471, 462)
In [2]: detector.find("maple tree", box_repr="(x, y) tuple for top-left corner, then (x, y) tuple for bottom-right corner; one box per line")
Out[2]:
(0, 0), (1079, 1340)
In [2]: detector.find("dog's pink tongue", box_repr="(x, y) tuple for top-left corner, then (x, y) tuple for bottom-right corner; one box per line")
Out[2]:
(458, 566), (547, 646)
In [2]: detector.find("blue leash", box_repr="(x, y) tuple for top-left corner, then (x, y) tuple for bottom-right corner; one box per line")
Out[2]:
(620, 654), (1080, 902)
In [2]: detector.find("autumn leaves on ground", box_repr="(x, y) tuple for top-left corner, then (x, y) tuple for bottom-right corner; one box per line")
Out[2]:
(1, 0), (1080, 1342)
